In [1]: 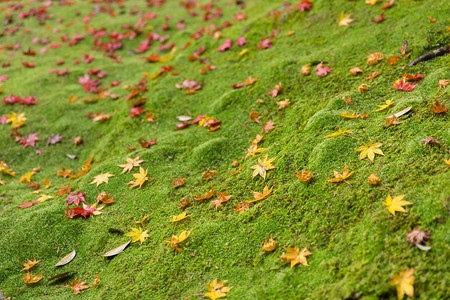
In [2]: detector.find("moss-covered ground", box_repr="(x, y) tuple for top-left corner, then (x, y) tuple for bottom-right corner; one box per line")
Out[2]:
(0, 0), (449, 299)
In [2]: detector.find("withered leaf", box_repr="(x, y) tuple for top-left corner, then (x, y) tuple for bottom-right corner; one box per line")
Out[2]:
(55, 250), (76, 267)
(103, 240), (131, 257)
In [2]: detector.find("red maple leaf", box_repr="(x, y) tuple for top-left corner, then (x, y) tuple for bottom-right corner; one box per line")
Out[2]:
(371, 13), (385, 23)
(217, 39), (232, 52)
(258, 38), (273, 50)
(129, 107), (146, 117)
(64, 192), (87, 206)
(394, 79), (417, 92)
(20, 133), (39, 148)
(17, 199), (40, 209)
(315, 64), (333, 76)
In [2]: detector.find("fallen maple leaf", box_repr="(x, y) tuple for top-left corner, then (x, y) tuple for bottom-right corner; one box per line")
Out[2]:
(327, 164), (355, 183)
(315, 63), (333, 76)
(406, 229), (430, 246)
(6, 112), (26, 128)
(367, 52), (384, 65)
(261, 120), (276, 133)
(118, 157), (145, 174)
(167, 230), (191, 252)
(251, 155), (276, 179)
(202, 169), (217, 181)
(375, 99), (394, 112)
(169, 212), (190, 223)
(245, 144), (266, 159)
(66, 278), (90, 295)
(266, 82), (281, 97)
(368, 173), (380, 185)
(20, 258), (39, 270)
(390, 268), (414, 300)
(247, 185), (273, 203)
(381, 0), (395, 9)
(204, 278), (233, 300)
(280, 247), (311, 267)
(372, 12), (385, 23)
(422, 137), (440, 145)
(249, 111), (262, 123)
(90, 172), (114, 187)
(262, 236), (276, 252)
(358, 83), (370, 93)
(177, 198), (190, 208)
(338, 12), (353, 26)
(277, 99), (291, 110)
(96, 192), (114, 204)
(172, 177), (186, 188)
(386, 115), (400, 126)
(430, 100), (447, 114)
(128, 167), (149, 189)
(64, 192), (86, 206)
(210, 191), (233, 209)
(349, 67), (363, 75)
(23, 272), (43, 284)
(301, 64), (311, 75)
(325, 128), (352, 138)
(0, 161), (16, 176)
(295, 170), (312, 182)
(356, 141), (384, 162)
(394, 79), (416, 92)
(438, 79), (449, 89)
(124, 227), (149, 244)
(234, 202), (250, 213)
(384, 195), (412, 216)
(194, 187), (214, 202)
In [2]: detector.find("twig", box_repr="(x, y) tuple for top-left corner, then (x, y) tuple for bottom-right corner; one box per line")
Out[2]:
(408, 45), (450, 66)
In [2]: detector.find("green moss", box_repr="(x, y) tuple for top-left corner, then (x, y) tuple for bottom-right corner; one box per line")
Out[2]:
(0, 0), (449, 299)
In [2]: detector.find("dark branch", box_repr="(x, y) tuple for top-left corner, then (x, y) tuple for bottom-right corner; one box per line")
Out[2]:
(408, 45), (450, 66)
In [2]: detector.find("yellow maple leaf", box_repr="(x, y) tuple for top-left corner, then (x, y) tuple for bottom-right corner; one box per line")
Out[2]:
(327, 164), (355, 183)
(247, 185), (273, 203)
(383, 195), (412, 216)
(36, 194), (52, 203)
(280, 246), (312, 267)
(390, 268), (414, 299)
(124, 227), (149, 244)
(20, 258), (40, 270)
(368, 173), (380, 185)
(296, 170), (312, 182)
(251, 155), (276, 179)
(204, 278), (233, 300)
(23, 272), (43, 284)
(340, 111), (359, 119)
(0, 161), (16, 176)
(338, 12), (353, 26)
(19, 171), (35, 183)
(166, 230), (191, 252)
(375, 99), (394, 112)
(356, 141), (384, 162)
(128, 167), (148, 189)
(261, 236), (276, 252)
(6, 112), (26, 128)
(245, 144), (266, 159)
(276, 99), (291, 110)
(118, 156), (145, 174)
(325, 128), (353, 138)
(135, 215), (149, 224)
(90, 172), (114, 187)
(366, 0), (378, 5)
(169, 212), (190, 223)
